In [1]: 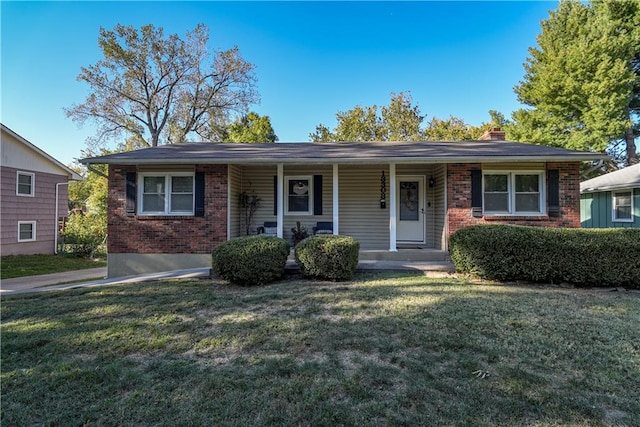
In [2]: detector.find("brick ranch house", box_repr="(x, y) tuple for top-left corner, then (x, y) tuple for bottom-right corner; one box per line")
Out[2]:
(81, 129), (605, 277)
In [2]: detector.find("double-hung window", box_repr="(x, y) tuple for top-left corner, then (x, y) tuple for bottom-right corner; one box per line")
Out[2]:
(612, 190), (633, 222)
(483, 172), (544, 215)
(16, 171), (35, 196)
(285, 176), (312, 215)
(18, 221), (36, 242)
(138, 173), (194, 215)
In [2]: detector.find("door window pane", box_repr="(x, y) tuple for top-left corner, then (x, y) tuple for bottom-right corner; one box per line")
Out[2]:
(399, 181), (419, 221)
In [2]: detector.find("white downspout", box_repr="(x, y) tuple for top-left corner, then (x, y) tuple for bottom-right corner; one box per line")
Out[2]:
(277, 163), (284, 238)
(54, 182), (69, 254)
(332, 164), (339, 235)
(389, 163), (397, 251)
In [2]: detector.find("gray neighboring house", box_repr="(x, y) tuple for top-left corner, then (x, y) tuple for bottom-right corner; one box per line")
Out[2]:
(1, 124), (82, 256)
(580, 163), (640, 228)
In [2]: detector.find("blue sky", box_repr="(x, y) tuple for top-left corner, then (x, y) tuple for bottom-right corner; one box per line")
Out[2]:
(1, 1), (556, 166)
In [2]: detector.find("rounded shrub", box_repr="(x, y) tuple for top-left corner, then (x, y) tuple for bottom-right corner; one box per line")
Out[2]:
(295, 235), (360, 281)
(450, 225), (640, 287)
(212, 235), (290, 286)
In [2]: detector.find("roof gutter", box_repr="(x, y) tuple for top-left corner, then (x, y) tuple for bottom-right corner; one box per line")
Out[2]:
(85, 163), (108, 179)
(79, 154), (607, 166)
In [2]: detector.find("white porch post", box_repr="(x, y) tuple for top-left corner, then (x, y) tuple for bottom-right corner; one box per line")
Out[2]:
(332, 164), (339, 235)
(389, 163), (397, 251)
(277, 163), (284, 238)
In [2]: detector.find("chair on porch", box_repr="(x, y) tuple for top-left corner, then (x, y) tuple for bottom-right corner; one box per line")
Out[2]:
(257, 221), (278, 236)
(313, 221), (333, 235)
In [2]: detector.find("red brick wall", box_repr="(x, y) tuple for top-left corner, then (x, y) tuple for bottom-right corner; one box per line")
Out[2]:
(107, 164), (228, 254)
(446, 162), (581, 238)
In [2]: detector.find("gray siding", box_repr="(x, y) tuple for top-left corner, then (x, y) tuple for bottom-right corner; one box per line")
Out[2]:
(338, 165), (389, 250)
(228, 165), (242, 239)
(1, 166), (69, 255)
(581, 187), (640, 228)
(434, 164), (447, 250)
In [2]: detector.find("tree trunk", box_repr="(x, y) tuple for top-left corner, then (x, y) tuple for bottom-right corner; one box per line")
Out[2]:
(626, 127), (638, 165)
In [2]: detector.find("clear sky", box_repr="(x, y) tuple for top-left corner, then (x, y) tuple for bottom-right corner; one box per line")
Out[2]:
(1, 1), (556, 166)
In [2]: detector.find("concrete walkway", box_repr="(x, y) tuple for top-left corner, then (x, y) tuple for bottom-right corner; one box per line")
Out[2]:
(1, 260), (455, 296)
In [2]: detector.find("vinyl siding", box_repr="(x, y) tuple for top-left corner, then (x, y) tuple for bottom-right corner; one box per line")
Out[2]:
(434, 164), (447, 250)
(580, 187), (640, 228)
(228, 165), (242, 238)
(338, 165), (390, 250)
(1, 166), (69, 255)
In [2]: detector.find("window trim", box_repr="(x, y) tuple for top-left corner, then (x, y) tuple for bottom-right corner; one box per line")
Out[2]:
(18, 221), (36, 242)
(285, 175), (313, 215)
(16, 171), (35, 196)
(612, 189), (634, 222)
(137, 172), (195, 216)
(482, 171), (546, 216)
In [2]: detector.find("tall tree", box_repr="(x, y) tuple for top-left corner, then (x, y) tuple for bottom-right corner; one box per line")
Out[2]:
(65, 24), (259, 148)
(226, 112), (278, 143)
(512, 0), (639, 166)
(310, 92), (424, 142)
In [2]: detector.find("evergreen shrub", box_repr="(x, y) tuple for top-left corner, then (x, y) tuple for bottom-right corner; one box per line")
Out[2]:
(295, 235), (360, 281)
(449, 225), (640, 288)
(212, 235), (290, 286)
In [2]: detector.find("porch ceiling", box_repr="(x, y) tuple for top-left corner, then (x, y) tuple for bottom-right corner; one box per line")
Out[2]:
(81, 141), (606, 166)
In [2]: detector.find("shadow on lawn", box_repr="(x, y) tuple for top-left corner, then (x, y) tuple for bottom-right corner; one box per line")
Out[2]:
(2, 272), (639, 426)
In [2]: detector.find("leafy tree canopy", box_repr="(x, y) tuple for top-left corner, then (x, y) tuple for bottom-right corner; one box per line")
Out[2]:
(65, 24), (259, 149)
(311, 92), (506, 142)
(226, 112), (278, 143)
(512, 0), (639, 166)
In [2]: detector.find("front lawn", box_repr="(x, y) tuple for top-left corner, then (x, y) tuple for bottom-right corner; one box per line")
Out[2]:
(0, 254), (106, 279)
(2, 273), (639, 426)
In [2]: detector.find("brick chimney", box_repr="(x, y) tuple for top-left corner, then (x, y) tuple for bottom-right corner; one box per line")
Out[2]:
(479, 127), (506, 141)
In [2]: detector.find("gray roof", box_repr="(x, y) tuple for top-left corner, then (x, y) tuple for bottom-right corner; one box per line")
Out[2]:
(580, 163), (640, 193)
(80, 141), (606, 166)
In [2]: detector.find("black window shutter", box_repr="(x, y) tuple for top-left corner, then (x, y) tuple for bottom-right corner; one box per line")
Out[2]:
(548, 169), (560, 217)
(194, 172), (205, 217)
(313, 175), (323, 216)
(471, 169), (483, 218)
(273, 176), (278, 216)
(125, 172), (136, 216)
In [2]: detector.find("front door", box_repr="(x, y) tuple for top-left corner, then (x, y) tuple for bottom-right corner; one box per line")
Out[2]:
(397, 176), (425, 243)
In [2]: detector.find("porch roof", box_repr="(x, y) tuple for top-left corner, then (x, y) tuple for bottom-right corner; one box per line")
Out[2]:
(81, 141), (606, 166)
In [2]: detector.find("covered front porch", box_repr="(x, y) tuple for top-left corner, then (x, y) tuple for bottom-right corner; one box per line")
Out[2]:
(227, 162), (449, 252)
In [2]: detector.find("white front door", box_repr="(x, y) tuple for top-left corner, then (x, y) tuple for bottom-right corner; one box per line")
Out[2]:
(396, 176), (425, 243)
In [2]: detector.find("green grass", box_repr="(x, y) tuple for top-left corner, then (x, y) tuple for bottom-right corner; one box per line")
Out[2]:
(2, 272), (639, 426)
(0, 254), (106, 279)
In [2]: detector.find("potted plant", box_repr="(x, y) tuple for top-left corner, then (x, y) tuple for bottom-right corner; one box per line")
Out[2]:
(290, 221), (309, 246)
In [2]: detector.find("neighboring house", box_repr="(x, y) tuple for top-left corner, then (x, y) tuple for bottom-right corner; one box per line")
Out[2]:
(1, 124), (81, 256)
(580, 163), (640, 228)
(81, 128), (604, 277)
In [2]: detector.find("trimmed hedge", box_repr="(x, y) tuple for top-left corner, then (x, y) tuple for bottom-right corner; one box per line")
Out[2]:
(295, 235), (360, 281)
(449, 225), (640, 288)
(212, 235), (290, 286)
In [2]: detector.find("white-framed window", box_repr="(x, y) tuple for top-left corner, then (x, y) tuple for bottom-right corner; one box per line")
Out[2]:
(138, 172), (195, 215)
(18, 221), (36, 242)
(285, 176), (313, 215)
(16, 171), (35, 196)
(612, 190), (633, 222)
(483, 171), (545, 215)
